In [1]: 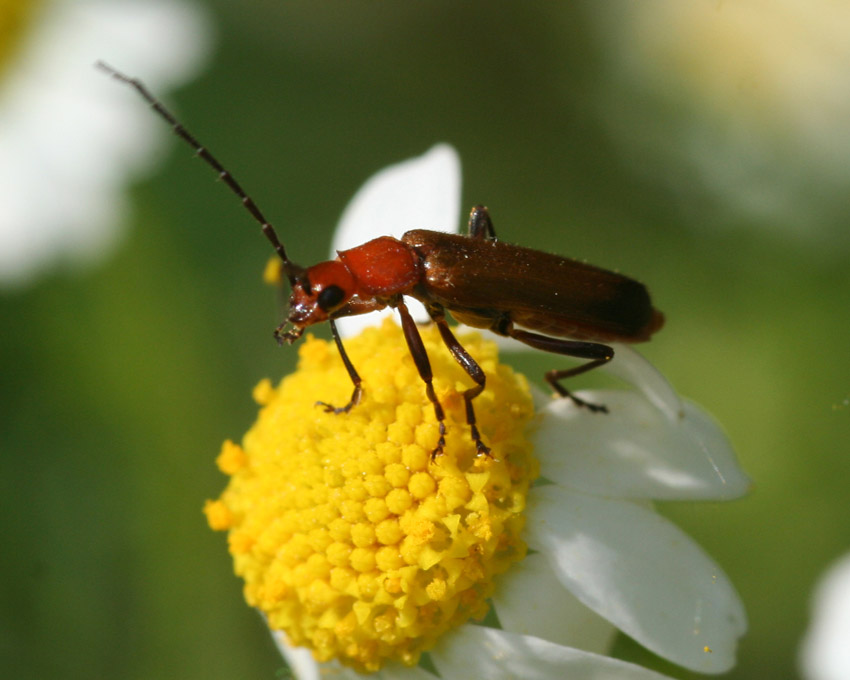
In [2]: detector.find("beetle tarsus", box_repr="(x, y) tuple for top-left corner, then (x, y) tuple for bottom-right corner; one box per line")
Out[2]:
(469, 424), (492, 457)
(430, 423), (447, 461)
(552, 387), (610, 414)
(544, 358), (612, 413)
(574, 397), (609, 414)
(316, 400), (351, 414)
(316, 384), (362, 415)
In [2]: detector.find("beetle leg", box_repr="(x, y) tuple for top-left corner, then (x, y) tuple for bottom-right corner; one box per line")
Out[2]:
(543, 363), (611, 413)
(467, 205), (497, 240)
(428, 305), (491, 457)
(500, 321), (613, 413)
(395, 300), (447, 459)
(316, 318), (363, 414)
(332, 296), (388, 318)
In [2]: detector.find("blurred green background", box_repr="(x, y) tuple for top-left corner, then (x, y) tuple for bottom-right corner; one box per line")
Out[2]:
(3, 2), (849, 679)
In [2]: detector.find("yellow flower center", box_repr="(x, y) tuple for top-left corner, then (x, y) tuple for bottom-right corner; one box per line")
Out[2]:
(0, 0), (43, 80)
(205, 319), (537, 672)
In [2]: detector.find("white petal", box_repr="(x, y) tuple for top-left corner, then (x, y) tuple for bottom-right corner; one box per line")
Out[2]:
(800, 552), (850, 680)
(271, 631), (321, 680)
(373, 665), (438, 680)
(332, 144), (461, 337)
(525, 485), (746, 674)
(534, 390), (751, 500)
(327, 660), (437, 680)
(431, 625), (678, 680)
(604, 345), (683, 422)
(325, 669), (359, 680)
(324, 660), (435, 680)
(331, 143), (461, 252)
(0, 0), (212, 287)
(492, 553), (616, 654)
(335, 307), (401, 339)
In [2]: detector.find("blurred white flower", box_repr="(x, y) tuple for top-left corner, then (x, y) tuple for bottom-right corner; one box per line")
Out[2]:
(270, 145), (750, 679)
(0, 0), (213, 288)
(586, 1), (850, 243)
(800, 553), (850, 680)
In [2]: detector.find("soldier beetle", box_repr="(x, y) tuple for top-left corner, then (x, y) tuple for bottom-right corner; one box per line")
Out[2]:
(99, 63), (664, 458)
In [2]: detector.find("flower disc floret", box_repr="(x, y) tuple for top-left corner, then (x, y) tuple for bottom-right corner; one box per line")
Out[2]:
(205, 320), (538, 671)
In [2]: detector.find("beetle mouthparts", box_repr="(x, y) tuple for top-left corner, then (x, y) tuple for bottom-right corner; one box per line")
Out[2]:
(273, 323), (303, 346)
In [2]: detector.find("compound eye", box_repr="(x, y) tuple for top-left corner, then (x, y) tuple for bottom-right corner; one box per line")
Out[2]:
(317, 284), (346, 311)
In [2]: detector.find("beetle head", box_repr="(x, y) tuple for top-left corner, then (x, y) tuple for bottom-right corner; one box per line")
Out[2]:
(276, 260), (356, 344)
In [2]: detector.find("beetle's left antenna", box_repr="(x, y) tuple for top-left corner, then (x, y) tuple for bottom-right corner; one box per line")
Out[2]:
(95, 61), (304, 288)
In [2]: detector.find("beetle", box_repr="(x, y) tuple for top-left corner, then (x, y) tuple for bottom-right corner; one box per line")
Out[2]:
(99, 62), (664, 458)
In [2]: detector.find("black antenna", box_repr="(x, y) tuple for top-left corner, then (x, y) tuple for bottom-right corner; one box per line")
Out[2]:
(95, 61), (304, 287)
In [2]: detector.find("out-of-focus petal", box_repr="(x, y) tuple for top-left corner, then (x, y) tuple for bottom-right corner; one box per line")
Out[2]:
(586, 2), (850, 241)
(525, 485), (746, 674)
(0, 0), (212, 287)
(535, 390), (751, 500)
(431, 625), (678, 680)
(800, 553), (850, 680)
(492, 552), (616, 654)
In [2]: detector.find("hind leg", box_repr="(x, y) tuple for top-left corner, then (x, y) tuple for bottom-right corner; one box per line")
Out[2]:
(498, 321), (613, 412)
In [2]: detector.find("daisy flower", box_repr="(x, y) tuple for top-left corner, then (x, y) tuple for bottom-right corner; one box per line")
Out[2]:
(0, 0), (212, 288)
(204, 145), (750, 679)
(800, 552), (850, 680)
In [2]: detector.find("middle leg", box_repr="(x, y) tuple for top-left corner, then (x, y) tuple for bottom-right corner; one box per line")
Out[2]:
(395, 299), (447, 459)
(428, 304), (491, 457)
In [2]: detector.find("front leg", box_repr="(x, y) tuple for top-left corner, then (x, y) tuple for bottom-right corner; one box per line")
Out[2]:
(316, 319), (363, 414)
